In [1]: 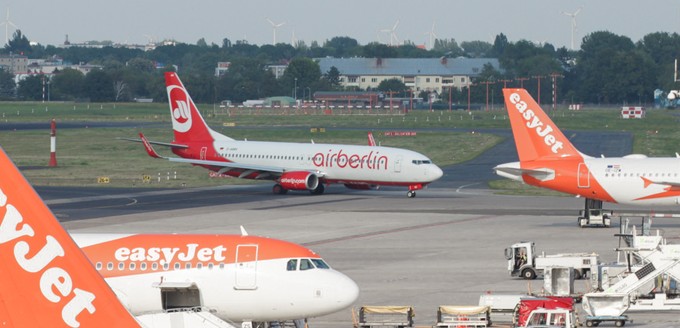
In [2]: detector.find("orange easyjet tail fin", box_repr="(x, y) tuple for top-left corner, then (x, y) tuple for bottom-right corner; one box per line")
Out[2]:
(503, 88), (581, 162)
(0, 147), (140, 327)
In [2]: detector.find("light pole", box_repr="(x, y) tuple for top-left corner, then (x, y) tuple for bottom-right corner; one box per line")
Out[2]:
(294, 78), (297, 100)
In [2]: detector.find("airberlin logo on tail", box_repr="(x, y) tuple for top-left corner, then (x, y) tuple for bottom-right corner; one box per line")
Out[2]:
(168, 84), (193, 133)
(0, 187), (96, 327)
(508, 92), (564, 155)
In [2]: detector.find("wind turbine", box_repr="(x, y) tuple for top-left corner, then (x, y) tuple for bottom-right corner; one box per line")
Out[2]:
(266, 18), (285, 45)
(380, 20), (400, 46)
(0, 8), (18, 45)
(562, 7), (582, 50)
(424, 21), (437, 50)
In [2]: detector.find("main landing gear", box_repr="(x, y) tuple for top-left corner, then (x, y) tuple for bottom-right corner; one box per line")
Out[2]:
(407, 190), (416, 198)
(272, 184), (288, 195)
(310, 183), (325, 195)
(271, 183), (325, 195)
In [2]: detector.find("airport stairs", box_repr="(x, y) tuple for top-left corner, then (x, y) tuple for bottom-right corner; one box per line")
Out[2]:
(136, 307), (238, 328)
(582, 244), (680, 316)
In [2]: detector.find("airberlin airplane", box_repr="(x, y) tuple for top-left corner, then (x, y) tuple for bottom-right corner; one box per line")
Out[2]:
(134, 72), (443, 198)
(495, 88), (680, 212)
(0, 147), (358, 327)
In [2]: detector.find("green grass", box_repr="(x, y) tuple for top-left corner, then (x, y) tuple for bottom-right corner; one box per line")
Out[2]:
(3, 101), (680, 191)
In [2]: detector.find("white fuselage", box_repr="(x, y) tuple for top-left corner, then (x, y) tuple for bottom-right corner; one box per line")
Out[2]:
(211, 139), (443, 186)
(72, 234), (359, 323)
(584, 156), (680, 206)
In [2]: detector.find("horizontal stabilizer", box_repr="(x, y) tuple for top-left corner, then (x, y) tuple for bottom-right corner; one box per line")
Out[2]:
(494, 162), (555, 182)
(117, 136), (188, 149)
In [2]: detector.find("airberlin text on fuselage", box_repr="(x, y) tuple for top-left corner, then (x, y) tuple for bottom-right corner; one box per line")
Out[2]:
(115, 244), (227, 264)
(508, 92), (564, 154)
(312, 149), (388, 170)
(0, 188), (96, 327)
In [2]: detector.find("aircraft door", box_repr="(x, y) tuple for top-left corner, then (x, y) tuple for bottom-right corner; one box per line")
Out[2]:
(200, 146), (207, 160)
(235, 244), (258, 290)
(577, 163), (590, 188)
(394, 155), (402, 173)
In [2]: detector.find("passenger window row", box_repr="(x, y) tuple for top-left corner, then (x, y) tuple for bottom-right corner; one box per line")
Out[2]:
(95, 262), (226, 271)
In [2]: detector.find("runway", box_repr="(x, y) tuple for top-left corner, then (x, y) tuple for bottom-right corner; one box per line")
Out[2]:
(34, 127), (680, 326)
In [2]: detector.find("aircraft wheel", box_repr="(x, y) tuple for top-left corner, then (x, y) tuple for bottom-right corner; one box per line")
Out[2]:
(615, 320), (625, 327)
(273, 184), (288, 195)
(407, 190), (416, 198)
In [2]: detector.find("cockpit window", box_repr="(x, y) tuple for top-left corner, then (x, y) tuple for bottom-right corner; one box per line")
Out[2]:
(287, 259), (298, 271)
(311, 259), (330, 269)
(412, 159), (432, 165)
(300, 259), (314, 271)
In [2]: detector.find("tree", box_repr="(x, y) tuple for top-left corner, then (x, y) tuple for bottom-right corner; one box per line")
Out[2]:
(323, 66), (341, 89)
(281, 57), (321, 97)
(83, 69), (114, 102)
(5, 30), (31, 55)
(461, 41), (492, 57)
(0, 69), (15, 99)
(50, 68), (84, 100)
(17, 75), (44, 100)
(362, 42), (398, 58)
(377, 78), (408, 97)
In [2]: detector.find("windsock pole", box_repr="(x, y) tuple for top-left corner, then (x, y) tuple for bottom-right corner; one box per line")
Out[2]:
(49, 118), (57, 167)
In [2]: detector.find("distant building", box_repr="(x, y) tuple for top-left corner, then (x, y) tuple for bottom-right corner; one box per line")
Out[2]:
(0, 54), (28, 74)
(317, 57), (500, 94)
(313, 91), (383, 107)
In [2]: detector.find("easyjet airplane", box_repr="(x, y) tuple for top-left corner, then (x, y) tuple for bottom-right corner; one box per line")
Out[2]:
(0, 147), (358, 327)
(133, 72), (443, 198)
(495, 88), (680, 214)
(73, 232), (359, 324)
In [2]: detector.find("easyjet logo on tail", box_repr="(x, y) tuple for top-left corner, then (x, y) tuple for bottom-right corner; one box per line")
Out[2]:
(508, 92), (564, 155)
(0, 188), (96, 327)
(168, 84), (193, 133)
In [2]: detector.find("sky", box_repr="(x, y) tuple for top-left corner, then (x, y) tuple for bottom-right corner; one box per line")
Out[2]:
(4, 0), (680, 50)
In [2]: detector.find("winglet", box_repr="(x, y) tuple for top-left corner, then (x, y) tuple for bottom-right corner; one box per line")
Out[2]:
(0, 147), (140, 327)
(368, 132), (376, 146)
(139, 132), (162, 158)
(240, 225), (249, 236)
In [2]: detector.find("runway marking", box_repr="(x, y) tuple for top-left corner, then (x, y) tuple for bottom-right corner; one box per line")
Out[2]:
(255, 197), (367, 210)
(456, 182), (481, 193)
(303, 215), (494, 246)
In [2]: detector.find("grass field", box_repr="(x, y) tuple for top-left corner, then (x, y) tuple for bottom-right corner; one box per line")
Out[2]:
(1, 101), (678, 191)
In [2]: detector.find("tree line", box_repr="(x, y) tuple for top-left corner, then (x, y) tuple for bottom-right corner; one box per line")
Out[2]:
(4, 30), (680, 105)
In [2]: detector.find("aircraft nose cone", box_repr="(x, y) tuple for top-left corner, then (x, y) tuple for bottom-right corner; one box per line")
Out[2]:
(333, 272), (360, 310)
(431, 165), (444, 181)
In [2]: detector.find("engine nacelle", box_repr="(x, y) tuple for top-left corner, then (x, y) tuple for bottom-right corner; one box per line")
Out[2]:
(279, 171), (319, 190)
